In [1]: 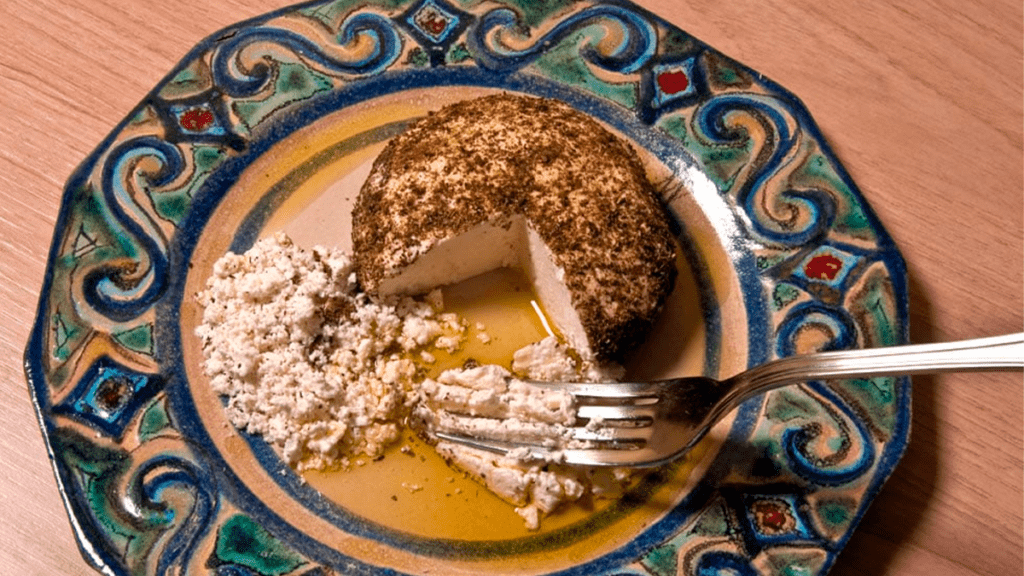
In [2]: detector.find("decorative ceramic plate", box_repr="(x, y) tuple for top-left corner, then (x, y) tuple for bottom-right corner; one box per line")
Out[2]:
(25, 1), (910, 575)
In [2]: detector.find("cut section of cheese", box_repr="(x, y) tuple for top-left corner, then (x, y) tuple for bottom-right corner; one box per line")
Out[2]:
(352, 93), (677, 361)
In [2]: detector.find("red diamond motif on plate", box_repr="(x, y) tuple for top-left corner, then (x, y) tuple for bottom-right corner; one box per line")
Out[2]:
(657, 70), (690, 95)
(804, 253), (843, 281)
(415, 7), (450, 39)
(180, 108), (215, 132)
(751, 499), (796, 535)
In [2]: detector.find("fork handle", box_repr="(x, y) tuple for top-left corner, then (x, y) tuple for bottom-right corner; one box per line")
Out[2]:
(736, 332), (1024, 393)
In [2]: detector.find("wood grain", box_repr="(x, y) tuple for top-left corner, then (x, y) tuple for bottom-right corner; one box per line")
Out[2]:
(1, 1), (1020, 575)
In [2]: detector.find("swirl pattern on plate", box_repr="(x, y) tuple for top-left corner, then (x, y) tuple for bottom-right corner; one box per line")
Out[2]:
(26, 1), (909, 575)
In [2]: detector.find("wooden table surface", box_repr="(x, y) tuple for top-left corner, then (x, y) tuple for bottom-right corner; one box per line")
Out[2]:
(1, 1), (1020, 574)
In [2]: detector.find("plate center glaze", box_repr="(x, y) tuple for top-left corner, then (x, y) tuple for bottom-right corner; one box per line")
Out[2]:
(178, 87), (748, 572)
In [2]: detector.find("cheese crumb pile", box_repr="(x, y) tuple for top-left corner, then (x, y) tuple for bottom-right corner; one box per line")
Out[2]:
(195, 234), (632, 529)
(195, 233), (465, 470)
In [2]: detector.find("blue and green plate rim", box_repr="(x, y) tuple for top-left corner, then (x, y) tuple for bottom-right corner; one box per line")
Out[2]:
(24, 1), (910, 575)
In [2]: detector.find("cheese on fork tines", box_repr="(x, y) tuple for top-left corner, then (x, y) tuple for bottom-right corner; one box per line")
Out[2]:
(415, 337), (634, 530)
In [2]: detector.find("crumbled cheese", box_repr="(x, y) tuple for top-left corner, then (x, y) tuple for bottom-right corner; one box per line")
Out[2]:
(513, 336), (625, 382)
(432, 439), (589, 531)
(196, 234), (633, 530)
(401, 482), (424, 493)
(416, 364), (575, 424)
(413, 339), (633, 529)
(195, 234), (464, 471)
(512, 337), (578, 381)
(425, 289), (444, 310)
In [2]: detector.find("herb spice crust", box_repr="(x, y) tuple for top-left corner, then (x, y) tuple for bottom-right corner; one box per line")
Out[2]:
(352, 94), (677, 362)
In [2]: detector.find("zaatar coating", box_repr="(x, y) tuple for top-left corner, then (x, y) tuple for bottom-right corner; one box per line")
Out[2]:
(352, 94), (677, 362)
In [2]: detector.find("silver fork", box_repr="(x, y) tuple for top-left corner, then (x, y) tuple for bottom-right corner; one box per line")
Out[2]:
(435, 333), (1024, 467)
